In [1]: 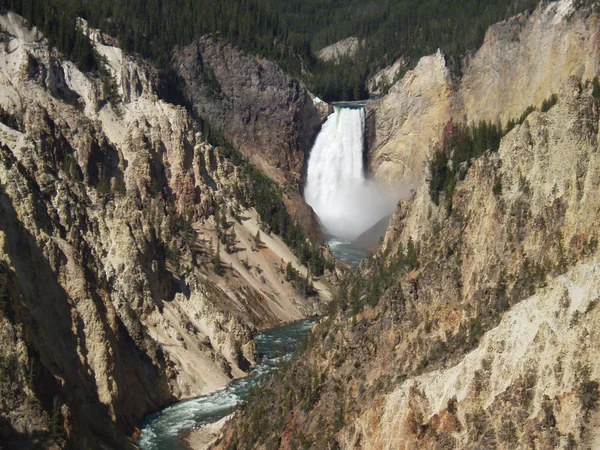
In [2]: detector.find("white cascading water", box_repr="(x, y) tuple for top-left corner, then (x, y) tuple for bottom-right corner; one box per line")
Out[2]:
(304, 106), (396, 241)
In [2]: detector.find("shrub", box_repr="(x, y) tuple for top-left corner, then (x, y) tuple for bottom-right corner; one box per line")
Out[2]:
(576, 364), (599, 417)
(0, 262), (9, 318)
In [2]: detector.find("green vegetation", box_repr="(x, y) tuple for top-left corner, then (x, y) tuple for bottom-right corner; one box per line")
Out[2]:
(243, 163), (326, 276)
(4, 0), (541, 101)
(0, 262), (10, 318)
(270, 0), (540, 98)
(429, 91), (561, 211)
(331, 237), (419, 315)
(198, 124), (328, 273)
(429, 121), (503, 210)
(218, 143), (328, 275)
(213, 241), (224, 275)
(576, 363), (599, 419)
(169, 209), (196, 248)
(246, 163), (328, 276)
(3, 0), (100, 72)
(592, 76), (600, 99)
(540, 93), (558, 112)
(285, 262), (317, 297)
(49, 396), (64, 442)
(505, 105), (535, 134)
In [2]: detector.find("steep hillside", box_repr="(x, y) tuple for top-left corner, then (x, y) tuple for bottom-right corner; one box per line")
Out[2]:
(211, 3), (600, 449)
(214, 73), (600, 450)
(368, 0), (600, 190)
(3, 0), (543, 104)
(173, 38), (329, 238)
(0, 13), (330, 450)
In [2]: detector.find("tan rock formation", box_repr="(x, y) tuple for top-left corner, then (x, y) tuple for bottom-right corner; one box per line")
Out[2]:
(0, 13), (329, 449)
(368, 0), (600, 191)
(317, 37), (361, 63)
(213, 65), (600, 450)
(366, 50), (455, 191)
(344, 85), (600, 449)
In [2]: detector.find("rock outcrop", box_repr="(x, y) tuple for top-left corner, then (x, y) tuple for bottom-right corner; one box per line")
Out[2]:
(317, 37), (361, 63)
(366, 49), (454, 190)
(0, 13), (329, 449)
(173, 38), (328, 239)
(336, 82), (600, 450)
(367, 0), (600, 190)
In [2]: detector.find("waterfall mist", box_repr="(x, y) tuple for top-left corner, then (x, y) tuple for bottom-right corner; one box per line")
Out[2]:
(304, 107), (398, 241)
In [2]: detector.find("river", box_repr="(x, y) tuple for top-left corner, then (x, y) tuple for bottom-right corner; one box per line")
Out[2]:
(137, 318), (319, 450)
(328, 238), (367, 266)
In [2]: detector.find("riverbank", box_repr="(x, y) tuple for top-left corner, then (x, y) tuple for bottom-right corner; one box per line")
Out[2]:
(138, 318), (319, 449)
(183, 415), (232, 450)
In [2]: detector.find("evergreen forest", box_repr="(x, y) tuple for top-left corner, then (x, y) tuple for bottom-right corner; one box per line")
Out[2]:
(3, 0), (540, 101)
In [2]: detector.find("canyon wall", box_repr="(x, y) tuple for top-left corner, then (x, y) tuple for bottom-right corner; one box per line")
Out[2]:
(212, 2), (600, 449)
(368, 0), (600, 190)
(215, 66), (600, 450)
(0, 14), (329, 449)
(173, 39), (329, 239)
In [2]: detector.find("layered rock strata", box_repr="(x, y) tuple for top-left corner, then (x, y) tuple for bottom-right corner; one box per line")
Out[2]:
(213, 40), (600, 450)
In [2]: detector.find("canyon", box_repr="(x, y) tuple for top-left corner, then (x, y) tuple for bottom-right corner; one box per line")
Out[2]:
(212, 1), (600, 449)
(0, 12), (331, 450)
(1, 0), (600, 449)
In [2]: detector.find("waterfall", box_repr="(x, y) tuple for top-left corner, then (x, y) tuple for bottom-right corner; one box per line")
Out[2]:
(304, 106), (396, 241)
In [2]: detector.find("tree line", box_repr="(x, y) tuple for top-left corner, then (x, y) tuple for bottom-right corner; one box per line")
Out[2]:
(428, 91), (563, 211)
(3, 0), (541, 101)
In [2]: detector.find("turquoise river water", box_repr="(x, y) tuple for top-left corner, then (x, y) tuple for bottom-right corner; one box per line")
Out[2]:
(328, 238), (367, 266)
(137, 318), (319, 450)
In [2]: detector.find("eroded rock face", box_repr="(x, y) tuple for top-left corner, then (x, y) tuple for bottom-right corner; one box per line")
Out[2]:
(173, 38), (328, 238)
(317, 37), (361, 63)
(339, 84), (600, 450)
(213, 73), (600, 450)
(0, 13), (329, 449)
(368, 0), (600, 191)
(366, 50), (455, 191)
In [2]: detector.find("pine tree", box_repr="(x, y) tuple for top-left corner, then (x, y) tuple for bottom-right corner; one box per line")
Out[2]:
(285, 261), (294, 281)
(213, 242), (223, 275)
(253, 230), (262, 251)
(0, 263), (8, 317)
(49, 396), (64, 442)
(406, 237), (419, 270)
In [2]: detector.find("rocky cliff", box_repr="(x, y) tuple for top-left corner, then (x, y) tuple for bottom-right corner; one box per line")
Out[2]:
(211, 3), (600, 449)
(173, 39), (329, 239)
(367, 0), (600, 191)
(0, 13), (330, 449)
(317, 37), (361, 63)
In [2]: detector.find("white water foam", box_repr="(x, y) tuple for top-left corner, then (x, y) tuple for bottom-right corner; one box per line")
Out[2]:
(138, 318), (319, 450)
(304, 107), (397, 240)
